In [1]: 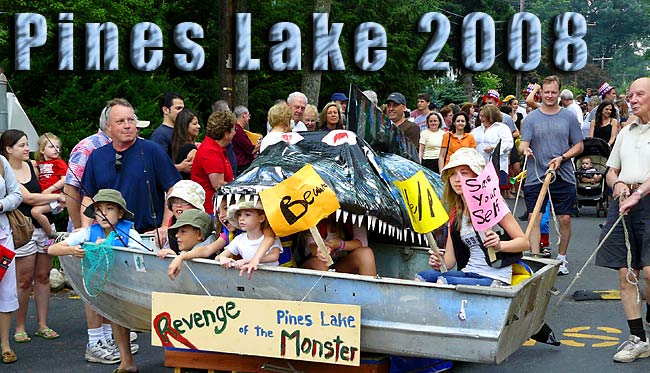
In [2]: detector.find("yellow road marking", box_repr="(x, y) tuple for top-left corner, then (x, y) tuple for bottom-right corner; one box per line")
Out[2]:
(560, 326), (622, 348)
(523, 339), (536, 346)
(561, 340), (585, 347)
(597, 327), (621, 334)
(563, 332), (619, 341)
(592, 341), (619, 348)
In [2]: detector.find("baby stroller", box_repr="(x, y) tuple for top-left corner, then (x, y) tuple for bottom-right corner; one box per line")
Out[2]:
(574, 137), (610, 217)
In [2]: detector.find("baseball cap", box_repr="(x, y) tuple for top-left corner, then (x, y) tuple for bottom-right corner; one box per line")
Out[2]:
(385, 92), (406, 105)
(331, 92), (348, 102)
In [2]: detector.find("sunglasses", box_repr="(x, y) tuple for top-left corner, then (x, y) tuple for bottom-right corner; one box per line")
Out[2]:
(115, 153), (123, 173)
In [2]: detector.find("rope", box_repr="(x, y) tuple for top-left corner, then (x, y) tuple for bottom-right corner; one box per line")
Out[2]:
(182, 261), (213, 298)
(512, 154), (528, 215)
(622, 216), (641, 304)
(550, 213), (624, 315)
(300, 272), (327, 303)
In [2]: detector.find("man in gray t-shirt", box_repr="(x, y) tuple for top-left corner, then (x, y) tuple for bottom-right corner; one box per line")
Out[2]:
(519, 76), (584, 275)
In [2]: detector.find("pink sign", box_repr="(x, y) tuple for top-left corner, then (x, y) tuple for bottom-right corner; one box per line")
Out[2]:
(460, 162), (510, 231)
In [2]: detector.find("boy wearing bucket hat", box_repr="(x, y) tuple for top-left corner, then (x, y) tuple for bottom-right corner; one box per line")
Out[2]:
(48, 189), (143, 365)
(217, 200), (282, 268)
(50, 189), (142, 254)
(168, 209), (214, 253)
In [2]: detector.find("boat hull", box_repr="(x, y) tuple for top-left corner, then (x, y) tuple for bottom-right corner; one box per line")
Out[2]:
(60, 244), (558, 364)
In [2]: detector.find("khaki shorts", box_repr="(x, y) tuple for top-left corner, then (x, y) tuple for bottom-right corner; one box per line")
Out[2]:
(15, 224), (54, 258)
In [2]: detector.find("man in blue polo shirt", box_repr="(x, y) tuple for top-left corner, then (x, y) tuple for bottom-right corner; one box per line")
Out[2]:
(81, 98), (181, 373)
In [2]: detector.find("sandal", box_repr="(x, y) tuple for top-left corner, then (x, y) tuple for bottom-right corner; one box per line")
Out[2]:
(112, 369), (138, 373)
(14, 331), (30, 343)
(539, 248), (552, 258)
(2, 350), (17, 364)
(34, 327), (60, 340)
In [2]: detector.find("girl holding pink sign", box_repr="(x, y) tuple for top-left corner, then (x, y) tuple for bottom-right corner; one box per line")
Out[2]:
(415, 148), (529, 286)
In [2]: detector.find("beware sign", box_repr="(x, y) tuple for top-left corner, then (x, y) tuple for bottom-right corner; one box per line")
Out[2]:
(259, 164), (340, 237)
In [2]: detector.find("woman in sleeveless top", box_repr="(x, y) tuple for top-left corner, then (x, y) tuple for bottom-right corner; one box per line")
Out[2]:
(589, 101), (619, 147)
(0, 130), (64, 343)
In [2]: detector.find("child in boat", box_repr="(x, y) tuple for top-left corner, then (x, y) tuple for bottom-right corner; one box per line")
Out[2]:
(216, 200), (283, 268)
(415, 148), (529, 286)
(49, 189), (142, 255)
(32, 133), (68, 238)
(301, 214), (377, 276)
(167, 209), (214, 253)
(158, 180), (214, 257)
(167, 197), (280, 280)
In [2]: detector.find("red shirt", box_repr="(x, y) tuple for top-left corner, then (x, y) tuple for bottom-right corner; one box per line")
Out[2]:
(38, 159), (68, 192)
(191, 136), (233, 214)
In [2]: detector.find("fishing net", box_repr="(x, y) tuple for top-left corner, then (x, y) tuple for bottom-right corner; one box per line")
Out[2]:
(81, 232), (116, 297)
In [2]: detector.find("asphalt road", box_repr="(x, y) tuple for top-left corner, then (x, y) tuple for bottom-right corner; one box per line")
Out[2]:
(5, 201), (650, 372)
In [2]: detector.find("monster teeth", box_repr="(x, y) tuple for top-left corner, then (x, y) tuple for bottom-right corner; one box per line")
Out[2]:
(397, 229), (402, 241)
(253, 194), (259, 205)
(215, 195), (223, 209)
(336, 209), (342, 222)
(351, 214), (357, 225)
(243, 194), (251, 202)
(357, 215), (364, 227)
(342, 211), (349, 223)
(234, 193), (241, 204)
(417, 234), (422, 245)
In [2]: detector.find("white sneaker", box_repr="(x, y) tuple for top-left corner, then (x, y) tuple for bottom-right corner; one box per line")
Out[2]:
(130, 331), (138, 342)
(85, 341), (120, 364)
(557, 258), (569, 276)
(613, 335), (650, 362)
(106, 336), (139, 356)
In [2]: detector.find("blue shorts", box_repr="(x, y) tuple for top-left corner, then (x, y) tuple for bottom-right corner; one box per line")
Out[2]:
(524, 177), (576, 216)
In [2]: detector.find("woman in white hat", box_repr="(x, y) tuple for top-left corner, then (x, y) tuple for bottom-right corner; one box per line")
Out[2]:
(416, 148), (529, 286)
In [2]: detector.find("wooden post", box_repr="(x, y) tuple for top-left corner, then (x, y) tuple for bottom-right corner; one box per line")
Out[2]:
(524, 169), (555, 240)
(309, 226), (334, 266)
(425, 232), (447, 273)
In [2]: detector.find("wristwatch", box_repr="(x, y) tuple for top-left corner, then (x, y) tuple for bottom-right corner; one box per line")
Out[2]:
(560, 155), (566, 162)
(635, 188), (644, 197)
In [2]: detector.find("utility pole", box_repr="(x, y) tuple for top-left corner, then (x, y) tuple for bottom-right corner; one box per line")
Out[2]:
(219, 0), (234, 108)
(515, 0), (525, 98)
(0, 71), (7, 132)
(593, 55), (612, 70)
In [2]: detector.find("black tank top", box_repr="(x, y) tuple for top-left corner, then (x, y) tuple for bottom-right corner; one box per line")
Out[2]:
(18, 161), (49, 229)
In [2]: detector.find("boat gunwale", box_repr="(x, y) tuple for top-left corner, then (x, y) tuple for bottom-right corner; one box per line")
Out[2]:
(112, 245), (558, 299)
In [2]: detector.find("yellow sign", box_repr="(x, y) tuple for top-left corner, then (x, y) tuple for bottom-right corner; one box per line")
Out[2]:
(259, 164), (340, 237)
(245, 129), (262, 144)
(393, 170), (448, 233)
(151, 292), (361, 366)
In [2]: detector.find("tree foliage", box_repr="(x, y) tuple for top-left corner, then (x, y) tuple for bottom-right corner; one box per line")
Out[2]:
(0, 0), (648, 156)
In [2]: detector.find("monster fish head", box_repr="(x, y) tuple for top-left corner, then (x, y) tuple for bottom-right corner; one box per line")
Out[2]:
(217, 130), (444, 244)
